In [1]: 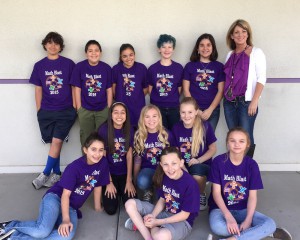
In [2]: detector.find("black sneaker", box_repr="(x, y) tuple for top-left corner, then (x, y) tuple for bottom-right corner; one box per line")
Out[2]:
(0, 221), (15, 240)
(142, 190), (153, 202)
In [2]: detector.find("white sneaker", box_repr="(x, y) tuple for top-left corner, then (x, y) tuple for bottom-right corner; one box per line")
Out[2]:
(32, 173), (49, 190)
(200, 193), (208, 210)
(272, 227), (292, 240)
(43, 173), (61, 188)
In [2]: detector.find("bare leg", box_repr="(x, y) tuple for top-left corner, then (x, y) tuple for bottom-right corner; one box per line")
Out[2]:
(193, 175), (207, 194)
(49, 138), (63, 158)
(151, 227), (172, 240)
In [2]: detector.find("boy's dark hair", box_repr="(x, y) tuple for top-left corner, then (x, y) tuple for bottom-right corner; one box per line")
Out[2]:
(119, 43), (135, 62)
(190, 33), (218, 62)
(157, 34), (176, 49)
(83, 132), (105, 149)
(41, 32), (65, 52)
(85, 40), (102, 53)
(107, 102), (131, 154)
(153, 147), (182, 188)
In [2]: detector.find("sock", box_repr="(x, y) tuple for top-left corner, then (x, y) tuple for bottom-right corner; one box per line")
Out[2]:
(43, 155), (59, 175)
(52, 155), (61, 175)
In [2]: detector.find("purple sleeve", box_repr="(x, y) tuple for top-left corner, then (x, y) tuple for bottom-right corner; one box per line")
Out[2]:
(106, 66), (112, 89)
(205, 121), (217, 146)
(59, 164), (78, 192)
(147, 66), (154, 87)
(178, 66), (184, 87)
(29, 63), (42, 86)
(167, 130), (175, 147)
(249, 160), (264, 190)
(96, 158), (110, 187)
(183, 63), (191, 81)
(181, 179), (200, 213)
(97, 123), (108, 148)
(112, 65), (118, 84)
(70, 64), (82, 88)
(130, 127), (134, 147)
(208, 156), (221, 184)
(141, 64), (148, 88)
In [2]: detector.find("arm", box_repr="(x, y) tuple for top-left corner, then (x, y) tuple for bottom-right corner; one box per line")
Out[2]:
(58, 189), (74, 237)
(212, 183), (240, 236)
(201, 82), (224, 120)
(240, 190), (257, 231)
(71, 86), (76, 109)
(74, 87), (82, 111)
(133, 155), (142, 183)
(182, 80), (191, 97)
(143, 87), (148, 95)
(178, 86), (182, 95)
(188, 142), (217, 166)
(148, 85), (153, 95)
(94, 186), (103, 211)
(35, 86), (43, 111)
(106, 87), (113, 108)
(124, 147), (136, 197)
(112, 83), (116, 98)
(248, 83), (264, 116)
(105, 174), (117, 199)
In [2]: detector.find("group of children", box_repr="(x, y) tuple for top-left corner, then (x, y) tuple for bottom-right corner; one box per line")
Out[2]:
(0, 28), (292, 240)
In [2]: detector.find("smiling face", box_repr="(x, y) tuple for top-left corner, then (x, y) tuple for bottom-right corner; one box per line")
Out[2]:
(112, 104), (126, 129)
(160, 153), (184, 180)
(45, 41), (61, 59)
(144, 108), (159, 133)
(180, 103), (198, 129)
(84, 140), (105, 165)
(86, 44), (101, 66)
(121, 48), (135, 68)
(231, 25), (248, 47)
(159, 42), (174, 60)
(198, 38), (213, 62)
(227, 131), (250, 155)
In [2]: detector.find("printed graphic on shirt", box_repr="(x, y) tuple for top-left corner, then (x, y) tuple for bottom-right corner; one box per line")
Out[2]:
(112, 137), (127, 163)
(123, 74), (135, 96)
(74, 170), (101, 196)
(163, 185), (180, 214)
(223, 175), (247, 206)
(156, 75), (173, 97)
(196, 69), (215, 91)
(45, 72), (63, 95)
(179, 137), (193, 163)
(85, 74), (102, 97)
(146, 147), (162, 165)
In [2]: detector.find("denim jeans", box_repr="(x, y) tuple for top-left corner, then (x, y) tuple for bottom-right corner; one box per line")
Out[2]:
(158, 106), (180, 131)
(209, 208), (276, 240)
(5, 193), (78, 240)
(207, 106), (220, 132)
(223, 98), (257, 145)
(136, 168), (156, 190)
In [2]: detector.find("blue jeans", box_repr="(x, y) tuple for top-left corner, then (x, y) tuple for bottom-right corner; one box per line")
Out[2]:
(158, 106), (180, 131)
(223, 98), (257, 145)
(5, 193), (78, 240)
(206, 106), (220, 132)
(209, 209), (276, 240)
(136, 168), (156, 190)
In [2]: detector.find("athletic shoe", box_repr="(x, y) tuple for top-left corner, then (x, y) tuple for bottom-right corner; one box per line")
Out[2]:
(0, 221), (15, 240)
(32, 173), (49, 190)
(0, 229), (15, 240)
(43, 173), (61, 188)
(200, 193), (208, 211)
(272, 227), (292, 240)
(142, 190), (153, 202)
(206, 234), (218, 240)
(124, 218), (137, 231)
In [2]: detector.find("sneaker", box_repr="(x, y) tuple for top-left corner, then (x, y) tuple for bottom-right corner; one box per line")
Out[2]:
(207, 234), (218, 240)
(142, 190), (153, 202)
(124, 218), (137, 231)
(272, 227), (292, 240)
(0, 229), (15, 240)
(200, 193), (208, 211)
(32, 173), (49, 190)
(43, 173), (61, 188)
(0, 221), (15, 240)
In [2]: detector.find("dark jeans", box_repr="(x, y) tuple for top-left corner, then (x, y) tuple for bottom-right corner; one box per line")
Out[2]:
(206, 106), (220, 132)
(158, 106), (180, 130)
(102, 174), (134, 215)
(223, 97), (257, 145)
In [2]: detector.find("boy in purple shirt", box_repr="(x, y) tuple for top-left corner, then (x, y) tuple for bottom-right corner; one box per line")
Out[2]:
(112, 44), (148, 128)
(125, 147), (200, 240)
(148, 34), (183, 130)
(71, 40), (113, 147)
(207, 127), (292, 240)
(30, 32), (77, 189)
(0, 133), (109, 240)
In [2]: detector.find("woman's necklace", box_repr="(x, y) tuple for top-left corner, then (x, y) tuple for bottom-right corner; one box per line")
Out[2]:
(200, 61), (211, 78)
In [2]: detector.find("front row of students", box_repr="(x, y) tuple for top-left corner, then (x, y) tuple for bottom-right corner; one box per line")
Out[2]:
(0, 99), (292, 239)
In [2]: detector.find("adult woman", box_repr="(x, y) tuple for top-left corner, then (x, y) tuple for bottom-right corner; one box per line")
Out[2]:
(223, 19), (266, 157)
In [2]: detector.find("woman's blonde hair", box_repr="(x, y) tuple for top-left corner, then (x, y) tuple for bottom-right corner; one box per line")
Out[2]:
(180, 97), (206, 157)
(134, 104), (169, 155)
(226, 19), (253, 50)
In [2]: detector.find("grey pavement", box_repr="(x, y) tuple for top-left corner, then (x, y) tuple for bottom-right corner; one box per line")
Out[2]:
(0, 172), (299, 240)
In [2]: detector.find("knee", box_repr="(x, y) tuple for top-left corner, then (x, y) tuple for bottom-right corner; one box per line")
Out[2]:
(30, 227), (52, 238)
(137, 175), (151, 190)
(152, 230), (171, 240)
(104, 205), (118, 215)
(264, 217), (277, 235)
(125, 199), (137, 213)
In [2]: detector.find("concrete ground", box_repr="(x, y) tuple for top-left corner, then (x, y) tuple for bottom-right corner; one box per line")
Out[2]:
(0, 172), (299, 240)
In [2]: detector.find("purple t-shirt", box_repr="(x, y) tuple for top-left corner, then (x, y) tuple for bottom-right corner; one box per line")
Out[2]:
(183, 61), (225, 110)
(139, 130), (174, 170)
(172, 121), (217, 165)
(47, 155), (109, 211)
(158, 171), (200, 227)
(29, 56), (75, 111)
(98, 123), (134, 175)
(208, 153), (263, 211)
(148, 61), (183, 108)
(70, 60), (112, 111)
(224, 52), (250, 101)
(112, 62), (148, 126)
